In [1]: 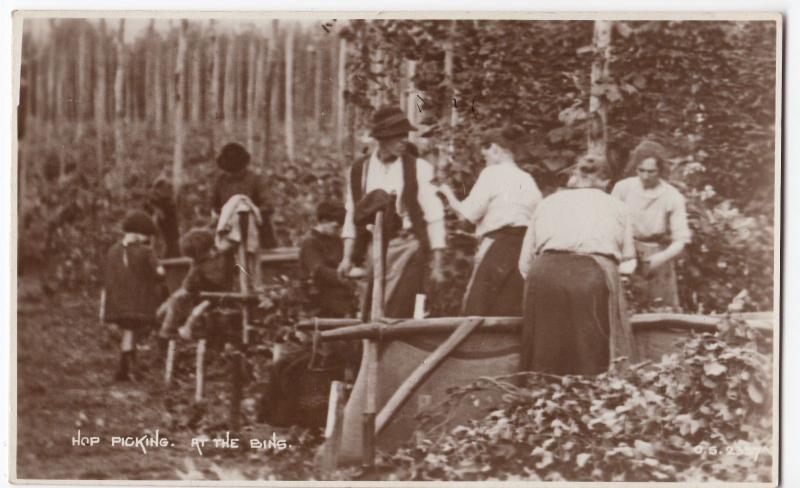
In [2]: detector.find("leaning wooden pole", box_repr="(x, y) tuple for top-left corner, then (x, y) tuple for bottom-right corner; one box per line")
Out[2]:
(363, 210), (384, 471)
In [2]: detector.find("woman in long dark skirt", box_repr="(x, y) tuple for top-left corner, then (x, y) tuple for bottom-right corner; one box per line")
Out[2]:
(517, 154), (638, 375)
(437, 125), (542, 316)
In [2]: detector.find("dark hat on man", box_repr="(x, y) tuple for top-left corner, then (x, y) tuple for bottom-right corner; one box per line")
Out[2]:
(316, 201), (346, 225)
(180, 228), (216, 261)
(122, 210), (158, 236)
(217, 142), (251, 173)
(370, 106), (416, 141)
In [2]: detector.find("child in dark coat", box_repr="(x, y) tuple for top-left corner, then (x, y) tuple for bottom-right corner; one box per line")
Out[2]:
(299, 201), (355, 318)
(101, 210), (165, 381)
(212, 142), (277, 248)
(157, 228), (234, 343)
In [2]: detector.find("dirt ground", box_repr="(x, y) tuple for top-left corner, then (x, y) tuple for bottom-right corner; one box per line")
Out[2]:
(14, 278), (323, 481)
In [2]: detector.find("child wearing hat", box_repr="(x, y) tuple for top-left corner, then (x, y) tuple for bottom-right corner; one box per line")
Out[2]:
(211, 142), (277, 248)
(100, 210), (165, 382)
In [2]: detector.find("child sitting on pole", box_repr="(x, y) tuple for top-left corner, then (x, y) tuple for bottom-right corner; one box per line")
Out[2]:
(157, 228), (234, 346)
(100, 210), (165, 382)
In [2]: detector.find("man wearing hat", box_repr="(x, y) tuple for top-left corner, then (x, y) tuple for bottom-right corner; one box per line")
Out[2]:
(612, 140), (691, 311)
(336, 105), (446, 318)
(211, 142), (277, 248)
(517, 154), (638, 376)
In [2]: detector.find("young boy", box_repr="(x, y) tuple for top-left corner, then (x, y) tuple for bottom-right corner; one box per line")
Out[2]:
(157, 228), (233, 343)
(299, 201), (355, 318)
(101, 210), (164, 382)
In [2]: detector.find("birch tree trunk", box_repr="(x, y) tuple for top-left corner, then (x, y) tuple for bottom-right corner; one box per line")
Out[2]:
(145, 20), (156, 124)
(405, 60), (419, 145)
(173, 19), (188, 190)
(47, 21), (57, 123)
(94, 20), (107, 173)
(208, 19), (220, 151)
(154, 40), (164, 132)
(224, 34), (236, 136)
(335, 39), (347, 155)
(113, 19), (126, 166)
(76, 26), (88, 140)
(587, 20), (612, 161)
(284, 24), (295, 162)
(264, 20), (279, 164)
(313, 42), (323, 136)
(191, 35), (203, 124)
(246, 36), (258, 155)
(252, 36), (267, 162)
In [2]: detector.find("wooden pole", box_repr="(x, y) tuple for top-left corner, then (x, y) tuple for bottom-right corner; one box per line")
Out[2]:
(94, 20), (107, 175)
(363, 210), (384, 470)
(164, 339), (176, 385)
(230, 209), (252, 431)
(113, 19), (125, 166)
(284, 23), (295, 162)
(318, 380), (347, 475)
(195, 339), (206, 402)
(375, 317), (484, 434)
(172, 19), (188, 191)
(208, 19), (220, 152)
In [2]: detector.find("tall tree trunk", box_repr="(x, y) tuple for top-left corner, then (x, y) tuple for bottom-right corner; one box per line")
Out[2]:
(252, 36), (267, 163)
(335, 38), (347, 155)
(313, 40), (323, 137)
(284, 24), (295, 162)
(246, 36), (258, 155)
(47, 21), (57, 123)
(191, 35), (203, 124)
(154, 43), (164, 132)
(145, 20), (156, 125)
(587, 20), (612, 161)
(94, 20), (107, 175)
(224, 33), (236, 136)
(113, 19), (126, 166)
(263, 20), (279, 165)
(76, 26), (88, 140)
(173, 20), (188, 191)
(405, 60), (419, 145)
(208, 20), (220, 153)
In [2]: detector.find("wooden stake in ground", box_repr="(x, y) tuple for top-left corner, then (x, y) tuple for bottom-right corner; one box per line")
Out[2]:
(113, 19), (125, 166)
(172, 20), (188, 191)
(363, 210), (385, 471)
(284, 23), (295, 162)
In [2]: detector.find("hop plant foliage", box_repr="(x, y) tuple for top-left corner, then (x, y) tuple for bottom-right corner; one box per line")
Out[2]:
(374, 317), (772, 482)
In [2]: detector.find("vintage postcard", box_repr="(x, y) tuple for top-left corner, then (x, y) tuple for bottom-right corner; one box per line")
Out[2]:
(10, 10), (781, 485)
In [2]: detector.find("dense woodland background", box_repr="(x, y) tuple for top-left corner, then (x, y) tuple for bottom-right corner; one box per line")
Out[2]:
(16, 18), (777, 314)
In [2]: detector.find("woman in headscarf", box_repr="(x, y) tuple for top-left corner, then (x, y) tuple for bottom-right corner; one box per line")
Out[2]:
(611, 140), (691, 311)
(518, 154), (638, 375)
(437, 125), (542, 316)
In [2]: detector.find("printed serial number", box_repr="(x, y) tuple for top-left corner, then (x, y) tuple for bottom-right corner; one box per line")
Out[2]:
(693, 442), (769, 460)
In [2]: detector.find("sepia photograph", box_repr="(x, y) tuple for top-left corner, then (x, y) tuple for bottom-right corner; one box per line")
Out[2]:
(10, 10), (781, 484)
